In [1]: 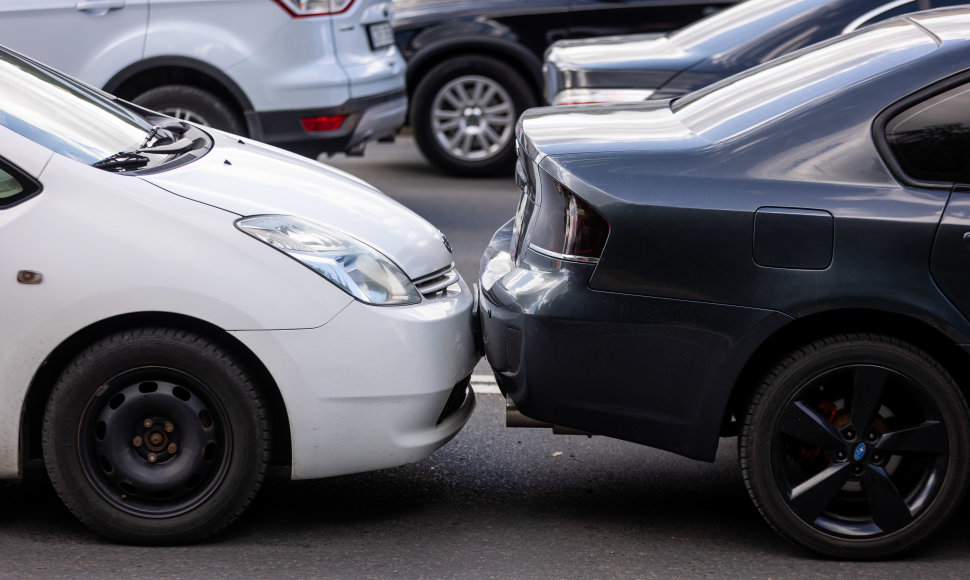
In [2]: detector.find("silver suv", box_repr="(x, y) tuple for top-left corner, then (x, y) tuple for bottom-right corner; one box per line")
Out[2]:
(0, 0), (406, 157)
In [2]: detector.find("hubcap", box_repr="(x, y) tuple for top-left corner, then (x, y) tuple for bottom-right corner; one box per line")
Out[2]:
(772, 364), (948, 537)
(78, 368), (230, 518)
(431, 75), (514, 162)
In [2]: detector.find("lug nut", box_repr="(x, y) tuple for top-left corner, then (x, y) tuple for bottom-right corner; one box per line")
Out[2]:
(143, 418), (153, 428)
(852, 465), (864, 475)
(836, 451), (847, 461)
(872, 453), (882, 463)
(148, 453), (158, 463)
(165, 422), (174, 433)
(168, 443), (178, 454)
(133, 436), (143, 447)
(867, 432), (878, 442)
(844, 429), (855, 440)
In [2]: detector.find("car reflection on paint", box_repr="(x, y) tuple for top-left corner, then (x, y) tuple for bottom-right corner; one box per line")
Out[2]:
(544, 0), (969, 106)
(481, 7), (970, 559)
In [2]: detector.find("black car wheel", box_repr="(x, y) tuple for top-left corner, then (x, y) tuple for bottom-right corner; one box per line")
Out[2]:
(43, 328), (270, 545)
(740, 334), (970, 559)
(411, 55), (535, 176)
(133, 85), (245, 135)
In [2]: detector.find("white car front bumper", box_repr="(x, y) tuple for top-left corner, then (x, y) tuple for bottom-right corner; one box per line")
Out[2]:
(231, 276), (480, 480)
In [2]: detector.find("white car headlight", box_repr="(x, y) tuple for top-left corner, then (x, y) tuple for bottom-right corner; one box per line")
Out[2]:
(552, 88), (656, 106)
(237, 215), (421, 306)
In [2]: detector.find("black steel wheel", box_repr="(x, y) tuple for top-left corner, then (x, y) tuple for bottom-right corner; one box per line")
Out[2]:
(410, 55), (535, 177)
(740, 334), (970, 559)
(133, 85), (245, 135)
(43, 328), (270, 544)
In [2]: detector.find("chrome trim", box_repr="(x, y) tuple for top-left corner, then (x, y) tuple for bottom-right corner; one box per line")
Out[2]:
(415, 269), (460, 296)
(528, 243), (600, 264)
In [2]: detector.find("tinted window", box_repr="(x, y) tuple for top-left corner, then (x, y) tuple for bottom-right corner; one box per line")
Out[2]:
(886, 83), (970, 184)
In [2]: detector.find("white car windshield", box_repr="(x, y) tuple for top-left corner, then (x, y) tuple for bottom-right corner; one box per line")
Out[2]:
(0, 48), (153, 166)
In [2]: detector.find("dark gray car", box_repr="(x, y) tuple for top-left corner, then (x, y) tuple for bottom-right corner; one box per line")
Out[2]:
(544, 0), (967, 105)
(481, 7), (970, 558)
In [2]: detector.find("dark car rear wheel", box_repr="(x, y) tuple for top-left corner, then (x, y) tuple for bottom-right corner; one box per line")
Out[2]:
(410, 55), (535, 177)
(739, 334), (970, 559)
(42, 327), (270, 545)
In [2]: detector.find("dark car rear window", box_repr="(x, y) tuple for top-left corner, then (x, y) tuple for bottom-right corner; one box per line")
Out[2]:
(886, 83), (970, 184)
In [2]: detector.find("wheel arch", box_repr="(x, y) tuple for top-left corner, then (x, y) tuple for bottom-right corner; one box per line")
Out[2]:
(103, 57), (255, 135)
(20, 312), (292, 472)
(405, 38), (543, 102)
(721, 308), (970, 436)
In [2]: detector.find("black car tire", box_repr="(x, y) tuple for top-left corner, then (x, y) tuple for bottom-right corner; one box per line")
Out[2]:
(42, 327), (271, 545)
(739, 334), (970, 559)
(133, 85), (245, 135)
(410, 55), (535, 176)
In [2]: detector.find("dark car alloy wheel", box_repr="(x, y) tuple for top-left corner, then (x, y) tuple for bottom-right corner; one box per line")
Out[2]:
(411, 55), (535, 176)
(740, 334), (970, 558)
(43, 327), (270, 544)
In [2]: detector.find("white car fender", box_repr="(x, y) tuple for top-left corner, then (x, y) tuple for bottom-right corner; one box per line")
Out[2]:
(0, 152), (353, 478)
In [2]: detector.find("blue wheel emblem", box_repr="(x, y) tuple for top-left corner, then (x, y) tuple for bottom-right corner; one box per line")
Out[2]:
(854, 443), (867, 461)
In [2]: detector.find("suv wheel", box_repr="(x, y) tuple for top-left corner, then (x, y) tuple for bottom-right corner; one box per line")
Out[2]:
(411, 55), (535, 177)
(133, 85), (245, 135)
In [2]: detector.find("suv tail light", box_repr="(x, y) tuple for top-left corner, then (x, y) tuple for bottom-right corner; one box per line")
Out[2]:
(529, 176), (609, 263)
(273, 0), (354, 17)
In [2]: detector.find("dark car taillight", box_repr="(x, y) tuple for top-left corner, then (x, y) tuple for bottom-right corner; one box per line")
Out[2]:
(529, 176), (609, 263)
(272, 0), (354, 17)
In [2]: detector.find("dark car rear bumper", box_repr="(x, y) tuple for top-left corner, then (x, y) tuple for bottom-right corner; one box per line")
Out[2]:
(479, 220), (791, 461)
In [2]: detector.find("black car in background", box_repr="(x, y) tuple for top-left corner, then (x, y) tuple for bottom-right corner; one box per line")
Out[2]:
(480, 7), (970, 558)
(393, 0), (735, 176)
(545, 0), (969, 105)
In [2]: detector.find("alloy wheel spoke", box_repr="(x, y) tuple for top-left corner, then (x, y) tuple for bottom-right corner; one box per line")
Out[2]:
(471, 80), (486, 104)
(877, 421), (947, 455)
(851, 366), (888, 432)
(789, 463), (853, 522)
(454, 83), (473, 106)
(778, 400), (844, 448)
(863, 465), (914, 533)
(482, 124), (503, 147)
(442, 90), (462, 110)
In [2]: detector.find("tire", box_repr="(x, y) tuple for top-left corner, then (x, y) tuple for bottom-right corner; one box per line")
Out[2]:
(410, 55), (535, 177)
(133, 85), (245, 135)
(42, 327), (270, 545)
(739, 334), (970, 559)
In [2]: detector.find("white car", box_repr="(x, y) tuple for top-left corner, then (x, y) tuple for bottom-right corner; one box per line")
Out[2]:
(0, 47), (478, 544)
(0, 0), (407, 157)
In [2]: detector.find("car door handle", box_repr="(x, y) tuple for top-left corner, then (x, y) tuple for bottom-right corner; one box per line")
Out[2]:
(76, 0), (126, 13)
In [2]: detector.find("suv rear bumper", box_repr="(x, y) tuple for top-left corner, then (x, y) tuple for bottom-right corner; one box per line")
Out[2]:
(247, 89), (407, 157)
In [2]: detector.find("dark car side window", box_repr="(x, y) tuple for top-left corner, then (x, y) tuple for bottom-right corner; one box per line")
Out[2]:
(0, 158), (41, 208)
(885, 83), (970, 184)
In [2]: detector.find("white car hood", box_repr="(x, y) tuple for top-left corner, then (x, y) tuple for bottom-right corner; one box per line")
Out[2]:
(141, 132), (454, 280)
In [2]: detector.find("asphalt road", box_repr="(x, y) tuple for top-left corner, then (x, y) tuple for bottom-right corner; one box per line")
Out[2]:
(2, 139), (968, 578)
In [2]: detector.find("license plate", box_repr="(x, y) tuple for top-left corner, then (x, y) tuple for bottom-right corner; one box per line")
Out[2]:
(367, 22), (395, 50)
